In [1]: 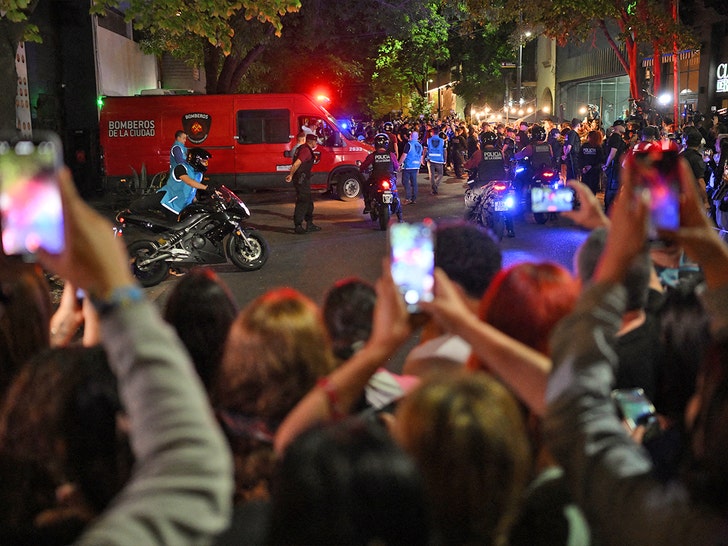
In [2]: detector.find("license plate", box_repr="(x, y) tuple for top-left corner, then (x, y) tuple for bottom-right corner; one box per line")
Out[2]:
(382, 191), (393, 204)
(494, 201), (508, 212)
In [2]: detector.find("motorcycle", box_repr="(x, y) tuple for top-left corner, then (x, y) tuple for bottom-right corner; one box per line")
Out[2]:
(367, 173), (401, 231)
(115, 185), (269, 287)
(511, 158), (561, 224)
(527, 165), (562, 224)
(464, 177), (517, 241)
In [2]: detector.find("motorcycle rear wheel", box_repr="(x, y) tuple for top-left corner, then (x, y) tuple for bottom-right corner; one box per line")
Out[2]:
(378, 204), (390, 231)
(533, 212), (548, 225)
(128, 240), (169, 287)
(227, 230), (269, 271)
(491, 213), (506, 241)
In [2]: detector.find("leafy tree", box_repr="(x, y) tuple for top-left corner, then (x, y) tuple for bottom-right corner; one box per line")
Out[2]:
(91, 0), (301, 94)
(455, 0), (697, 101)
(0, 0), (40, 130)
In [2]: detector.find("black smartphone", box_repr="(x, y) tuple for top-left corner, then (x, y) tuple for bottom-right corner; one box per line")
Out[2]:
(530, 186), (575, 213)
(389, 220), (435, 313)
(649, 149), (680, 233)
(0, 132), (65, 260)
(611, 388), (657, 431)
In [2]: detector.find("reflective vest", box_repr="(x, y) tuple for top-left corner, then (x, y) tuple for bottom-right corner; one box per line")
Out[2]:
(402, 140), (423, 170)
(427, 136), (445, 164)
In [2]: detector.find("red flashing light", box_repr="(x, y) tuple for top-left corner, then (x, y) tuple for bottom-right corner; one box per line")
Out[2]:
(382, 180), (391, 190)
(493, 182), (507, 191)
(543, 171), (555, 178)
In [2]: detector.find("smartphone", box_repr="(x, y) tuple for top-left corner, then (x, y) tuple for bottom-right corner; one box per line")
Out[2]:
(649, 150), (680, 233)
(0, 132), (64, 260)
(530, 186), (575, 213)
(611, 388), (657, 430)
(389, 221), (435, 313)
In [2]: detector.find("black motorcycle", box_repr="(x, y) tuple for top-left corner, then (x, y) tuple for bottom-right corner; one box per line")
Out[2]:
(367, 173), (401, 231)
(464, 178), (517, 241)
(115, 185), (269, 287)
(512, 158), (561, 224)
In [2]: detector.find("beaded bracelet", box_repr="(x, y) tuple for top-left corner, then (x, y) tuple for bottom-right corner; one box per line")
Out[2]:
(90, 284), (145, 316)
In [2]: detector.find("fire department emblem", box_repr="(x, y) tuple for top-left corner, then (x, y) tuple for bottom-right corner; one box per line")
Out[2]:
(182, 112), (212, 144)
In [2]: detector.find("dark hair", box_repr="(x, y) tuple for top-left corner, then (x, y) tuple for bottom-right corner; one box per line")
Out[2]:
(163, 267), (238, 391)
(268, 418), (429, 545)
(322, 278), (376, 361)
(175, 130), (186, 139)
(435, 222), (502, 300)
(0, 346), (131, 537)
(0, 271), (52, 399)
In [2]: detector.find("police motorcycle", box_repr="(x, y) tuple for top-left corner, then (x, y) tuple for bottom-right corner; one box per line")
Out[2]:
(362, 133), (403, 231)
(464, 133), (517, 241)
(115, 184), (269, 287)
(511, 125), (561, 224)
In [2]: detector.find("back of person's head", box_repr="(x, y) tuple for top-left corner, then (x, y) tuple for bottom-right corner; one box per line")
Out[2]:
(587, 130), (603, 147)
(641, 125), (658, 141)
(575, 228), (651, 311)
(216, 287), (336, 501)
(163, 267), (238, 391)
(685, 337), (728, 510)
(217, 287), (335, 420)
(0, 269), (52, 398)
(476, 262), (579, 355)
(0, 346), (130, 541)
(322, 278), (376, 361)
(655, 279), (709, 420)
(268, 418), (430, 545)
(393, 371), (531, 545)
(435, 222), (502, 301)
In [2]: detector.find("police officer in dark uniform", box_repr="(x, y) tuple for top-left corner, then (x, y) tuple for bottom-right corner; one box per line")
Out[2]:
(359, 133), (402, 222)
(285, 133), (321, 234)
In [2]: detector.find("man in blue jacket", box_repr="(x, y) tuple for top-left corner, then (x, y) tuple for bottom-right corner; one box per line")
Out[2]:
(426, 132), (447, 195)
(399, 130), (423, 204)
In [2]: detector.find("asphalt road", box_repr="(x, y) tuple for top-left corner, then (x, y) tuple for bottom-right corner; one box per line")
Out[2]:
(135, 172), (589, 307)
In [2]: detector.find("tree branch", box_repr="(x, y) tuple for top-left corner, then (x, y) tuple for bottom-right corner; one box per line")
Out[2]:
(598, 19), (630, 75)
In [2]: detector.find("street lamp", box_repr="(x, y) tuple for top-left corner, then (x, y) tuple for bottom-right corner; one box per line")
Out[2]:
(517, 30), (532, 104)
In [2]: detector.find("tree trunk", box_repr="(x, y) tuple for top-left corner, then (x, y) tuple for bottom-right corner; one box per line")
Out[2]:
(652, 44), (662, 96)
(203, 41), (221, 94)
(212, 25), (274, 94)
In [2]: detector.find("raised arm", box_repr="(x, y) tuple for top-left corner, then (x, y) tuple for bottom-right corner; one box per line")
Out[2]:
(39, 169), (232, 545)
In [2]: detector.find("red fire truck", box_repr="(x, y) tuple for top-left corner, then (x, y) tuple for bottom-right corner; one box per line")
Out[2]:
(99, 93), (371, 200)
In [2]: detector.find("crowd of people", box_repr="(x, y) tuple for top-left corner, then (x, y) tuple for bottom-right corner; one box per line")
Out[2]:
(353, 112), (728, 225)
(3, 106), (728, 545)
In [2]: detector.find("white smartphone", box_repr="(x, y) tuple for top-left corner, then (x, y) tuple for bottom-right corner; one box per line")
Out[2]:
(389, 220), (435, 313)
(0, 132), (65, 260)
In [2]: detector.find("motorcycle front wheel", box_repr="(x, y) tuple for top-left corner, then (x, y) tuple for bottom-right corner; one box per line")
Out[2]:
(227, 230), (269, 271)
(128, 240), (169, 287)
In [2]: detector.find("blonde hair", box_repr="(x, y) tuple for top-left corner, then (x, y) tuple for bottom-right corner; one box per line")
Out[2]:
(394, 371), (532, 545)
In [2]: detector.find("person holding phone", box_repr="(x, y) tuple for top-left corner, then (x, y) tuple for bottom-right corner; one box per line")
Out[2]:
(5, 167), (234, 544)
(544, 157), (728, 544)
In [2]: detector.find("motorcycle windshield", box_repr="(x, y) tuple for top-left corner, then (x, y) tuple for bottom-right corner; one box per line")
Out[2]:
(218, 185), (250, 217)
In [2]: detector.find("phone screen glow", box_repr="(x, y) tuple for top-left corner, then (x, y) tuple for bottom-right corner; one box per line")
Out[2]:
(0, 138), (64, 258)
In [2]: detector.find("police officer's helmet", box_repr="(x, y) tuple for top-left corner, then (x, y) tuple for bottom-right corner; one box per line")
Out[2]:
(383, 122), (394, 132)
(188, 148), (212, 173)
(530, 125), (547, 143)
(548, 128), (561, 140)
(374, 133), (390, 150)
(480, 131), (498, 147)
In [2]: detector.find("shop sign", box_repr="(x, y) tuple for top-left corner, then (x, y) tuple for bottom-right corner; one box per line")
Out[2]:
(718, 63), (728, 93)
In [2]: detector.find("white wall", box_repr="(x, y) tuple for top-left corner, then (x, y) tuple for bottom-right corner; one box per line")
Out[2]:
(95, 24), (158, 97)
